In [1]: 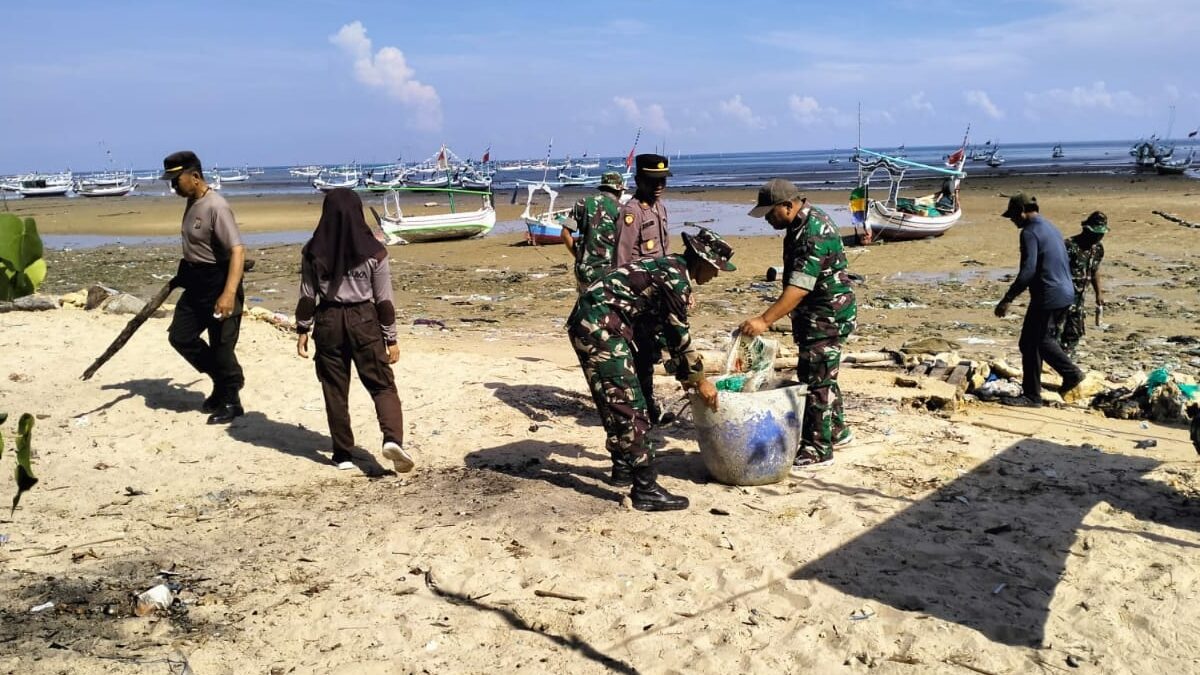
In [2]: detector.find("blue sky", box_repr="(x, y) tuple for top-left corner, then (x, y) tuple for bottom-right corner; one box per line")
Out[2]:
(2, 0), (1197, 172)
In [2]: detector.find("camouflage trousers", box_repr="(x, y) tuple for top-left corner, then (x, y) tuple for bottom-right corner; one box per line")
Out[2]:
(1060, 293), (1088, 355)
(795, 336), (848, 459)
(569, 328), (653, 465)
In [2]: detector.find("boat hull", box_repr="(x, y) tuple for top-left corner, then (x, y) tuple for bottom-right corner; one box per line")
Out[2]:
(525, 218), (571, 245)
(378, 208), (496, 244)
(78, 184), (135, 197)
(866, 200), (961, 241)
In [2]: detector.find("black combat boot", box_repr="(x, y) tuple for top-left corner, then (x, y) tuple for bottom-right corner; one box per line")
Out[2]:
(609, 452), (633, 487)
(630, 463), (688, 512)
(207, 389), (245, 425)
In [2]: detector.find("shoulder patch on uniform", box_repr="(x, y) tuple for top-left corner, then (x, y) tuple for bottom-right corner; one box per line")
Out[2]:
(624, 214), (635, 225)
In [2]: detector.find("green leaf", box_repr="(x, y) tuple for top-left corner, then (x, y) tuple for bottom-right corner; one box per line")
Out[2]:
(0, 215), (45, 301)
(10, 413), (36, 515)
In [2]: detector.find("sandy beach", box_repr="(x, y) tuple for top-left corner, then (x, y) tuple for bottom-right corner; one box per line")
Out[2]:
(2, 174), (1200, 673)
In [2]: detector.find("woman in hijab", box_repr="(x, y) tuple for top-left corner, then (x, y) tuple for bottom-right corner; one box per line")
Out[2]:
(294, 188), (412, 473)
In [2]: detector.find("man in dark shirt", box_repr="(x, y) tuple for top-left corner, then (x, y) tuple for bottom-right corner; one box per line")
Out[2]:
(994, 193), (1084, 406)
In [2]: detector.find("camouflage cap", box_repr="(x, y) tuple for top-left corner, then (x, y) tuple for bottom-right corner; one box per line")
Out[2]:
(1000, 192), (1037, 218)
(1082, 211), (1108, 234)
(681, 226), (736, 272)
(598, 171), (625, 193)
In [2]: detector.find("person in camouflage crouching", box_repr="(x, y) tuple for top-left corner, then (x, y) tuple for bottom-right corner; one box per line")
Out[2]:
(567, 227), (735, 511)
(562, 171), (626, 291)
(1060, 211), (1107, 356)
(740, 179), (856, 471)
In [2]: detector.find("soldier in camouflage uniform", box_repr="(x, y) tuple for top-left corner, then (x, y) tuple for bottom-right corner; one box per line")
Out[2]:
(568, 227), (736, 511)
(741, 179), (856, 470)
(561, 171), (625, 290)
(1060, 211), (1107, 356)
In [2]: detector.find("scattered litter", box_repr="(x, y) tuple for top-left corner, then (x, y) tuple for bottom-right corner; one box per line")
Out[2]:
(134, 584), (174, 616)
(709, 508), (730, 516)
(1042, 469), (1059, 479)
(73, 415), (91, 428)
(992, 583), (1007, 595)
(958, 336), (996, 345)
(1141, 422), (1150, 429)
(719, 536), (735, 550)
(1134, 439), (1158, 449)
(413, 318), (446, 329)
(0, 533), (9, 545)
(1081, 443), (1104, 453)
(955, 495), (970, 505)
(1067, 654), (1082, 668)
(425, 640), (439, 652)
(984, 523), (1013, 535)
(30, 601), (55, 613)
(849, 606), (876, 621)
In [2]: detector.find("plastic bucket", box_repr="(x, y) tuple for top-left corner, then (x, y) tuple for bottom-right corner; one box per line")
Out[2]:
(688, 377), (808, 486)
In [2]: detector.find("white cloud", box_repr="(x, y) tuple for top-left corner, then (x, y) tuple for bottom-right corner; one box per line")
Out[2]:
(1165, 84), (1180, 101)
(606, 19), (647, 36)
(965, 90), (1004, 119)
(905, 91), (934, 115)
(1023, 81), (1143, 116)
(330, 21), (442, 131)
(787, 95), (853, 128)
(718, 95), (766, 129)
(613, 96), (670, 134)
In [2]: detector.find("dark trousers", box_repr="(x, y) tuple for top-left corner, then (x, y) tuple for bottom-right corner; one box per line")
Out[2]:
(632, 319), (662, 413)
(312, 302), (404, 455)
(1019, 304), (1082, 400)
(169, 277), (244, 398)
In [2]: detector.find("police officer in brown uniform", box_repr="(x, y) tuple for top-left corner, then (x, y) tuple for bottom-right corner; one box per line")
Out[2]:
(161, 151), (246, 424)
(614, 153), (674, 424)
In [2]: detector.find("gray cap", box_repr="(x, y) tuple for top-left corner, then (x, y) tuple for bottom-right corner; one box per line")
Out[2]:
(749, 178), (802, 217)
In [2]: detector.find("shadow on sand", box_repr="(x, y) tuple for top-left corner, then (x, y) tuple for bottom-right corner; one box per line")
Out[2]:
(790, 438), (1200, 646)
(94, 378), (390, 476)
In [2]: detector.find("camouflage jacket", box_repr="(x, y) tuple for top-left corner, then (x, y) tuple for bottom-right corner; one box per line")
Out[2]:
(783, 204), (856, 339)
(567, 255), (703, 382)
(1064, 236), (1104, 295)
(571, 192), (621, 288)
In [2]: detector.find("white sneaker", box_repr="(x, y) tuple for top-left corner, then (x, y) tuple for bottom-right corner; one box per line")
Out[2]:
(382, 441), (414, 474)
(834, 430), (855, 449)
(335, 460), (356, 471)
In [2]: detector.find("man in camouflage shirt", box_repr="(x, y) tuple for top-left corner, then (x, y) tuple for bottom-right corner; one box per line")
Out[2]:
(568, 227), (735, 511)
(741, 179), (856, 470)
(1060, 211), (1107, 356)
(562, 171), (625, 290)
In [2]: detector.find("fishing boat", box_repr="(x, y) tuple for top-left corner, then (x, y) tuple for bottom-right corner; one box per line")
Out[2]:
(986, 152), (1006, 168)
(520, 182), (573, 245)
(1155, 148), (1194, 175)
(364, 186), (495, 244)
(75, 172), (136, 197)
(289, 165), (323, 178)
(557, 166), (600, 187)
(851, 144), (967, 242)
(215, 167), (250, 183)
(312, 165), (361, 192)
(1051, 144), (1064, 159)
(969, 141), (993, 161)
(457, 168), (493, 190)
(16, 172), (73, 197)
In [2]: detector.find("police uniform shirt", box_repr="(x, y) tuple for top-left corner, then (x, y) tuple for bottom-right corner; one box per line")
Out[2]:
(614, 198), (669, 267)
(180, 189), (242, 264)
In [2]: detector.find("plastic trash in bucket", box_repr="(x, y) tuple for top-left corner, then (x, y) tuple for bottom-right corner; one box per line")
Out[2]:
(688, 377), (807, 486)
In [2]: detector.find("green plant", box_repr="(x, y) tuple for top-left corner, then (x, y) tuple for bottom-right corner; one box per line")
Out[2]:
(0, 213), (43, 513)
(0, 213), (46, 301)
(0, 413), (37, 514)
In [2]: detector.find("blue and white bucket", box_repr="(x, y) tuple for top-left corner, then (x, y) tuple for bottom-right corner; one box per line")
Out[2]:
(689, 378), (808, 486)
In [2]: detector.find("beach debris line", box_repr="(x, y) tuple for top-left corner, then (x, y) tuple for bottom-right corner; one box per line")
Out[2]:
(1153, 210), (1200, 229)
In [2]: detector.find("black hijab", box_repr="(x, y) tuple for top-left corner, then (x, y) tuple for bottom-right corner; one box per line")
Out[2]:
(302, 188), (386, 299)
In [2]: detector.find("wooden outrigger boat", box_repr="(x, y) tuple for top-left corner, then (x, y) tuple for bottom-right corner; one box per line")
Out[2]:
(851, 143), (967, 242)
(519, 182), (573, 245)
(363, 186), (495, 245)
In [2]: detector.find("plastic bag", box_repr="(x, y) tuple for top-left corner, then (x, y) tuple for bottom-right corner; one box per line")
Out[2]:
(722, 332), (779, 393)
